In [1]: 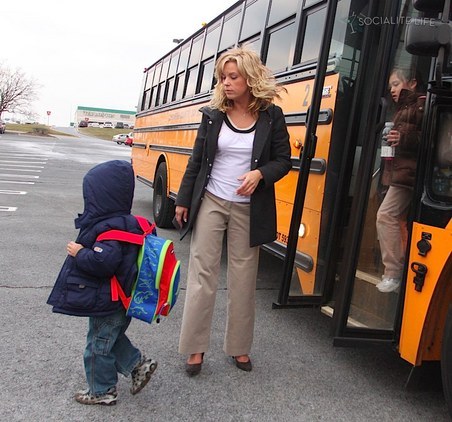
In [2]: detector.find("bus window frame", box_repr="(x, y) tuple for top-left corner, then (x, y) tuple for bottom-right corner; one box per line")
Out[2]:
(264, 18), (297, 73)
(239, 0), (270, 43)
(219, 5), (243, 52)
(199, 58), (216, 94)
(296, 3), (328, 66)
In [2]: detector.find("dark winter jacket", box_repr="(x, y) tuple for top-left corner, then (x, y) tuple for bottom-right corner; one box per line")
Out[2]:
(383, 89), (425, 188)
(175, 104), (292, 247)
(47, 160), (143, 317)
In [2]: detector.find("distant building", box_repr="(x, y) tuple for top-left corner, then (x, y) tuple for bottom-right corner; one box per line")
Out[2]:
(75, 106), (136, 127)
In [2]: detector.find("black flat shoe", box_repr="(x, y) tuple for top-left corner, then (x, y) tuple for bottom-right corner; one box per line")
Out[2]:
(185, 353), (204, 376)
(233, 356), (252, 372)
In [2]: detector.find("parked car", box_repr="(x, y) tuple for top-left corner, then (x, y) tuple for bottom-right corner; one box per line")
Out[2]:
(112, 133), (129, 144)
(0, 120), (6, 134)
(125, 132), (134, 146)
(103, 122), (113, 128)
(78, 121), (88, 127)
(115, 122), (124, 129)
(88, 122), (100, 128)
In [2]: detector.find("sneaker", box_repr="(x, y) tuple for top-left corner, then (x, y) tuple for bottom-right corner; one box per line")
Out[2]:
(376, 277), (401, 293)
(130, 356), (157, 395)
(74, 387), (117, 406)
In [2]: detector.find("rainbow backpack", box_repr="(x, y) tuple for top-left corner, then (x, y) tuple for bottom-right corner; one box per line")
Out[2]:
(97, 216), (181, 324)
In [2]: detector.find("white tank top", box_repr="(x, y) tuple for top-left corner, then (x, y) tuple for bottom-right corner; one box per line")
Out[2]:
(206, 116), (256, 203)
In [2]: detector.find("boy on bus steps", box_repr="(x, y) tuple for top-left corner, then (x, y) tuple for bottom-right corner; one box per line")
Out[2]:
(47, 160), (157, 406)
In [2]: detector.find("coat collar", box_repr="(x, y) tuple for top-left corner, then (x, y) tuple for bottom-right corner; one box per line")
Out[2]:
(200, 105), (274, 165)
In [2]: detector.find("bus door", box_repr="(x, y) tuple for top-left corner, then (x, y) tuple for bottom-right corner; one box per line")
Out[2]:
(330, 2), (432, 344)
(274, 0), (404, 312)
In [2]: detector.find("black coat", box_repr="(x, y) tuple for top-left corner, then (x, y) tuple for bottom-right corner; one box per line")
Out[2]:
(175, 104), (292, 247)
(47, 160), (143, 317)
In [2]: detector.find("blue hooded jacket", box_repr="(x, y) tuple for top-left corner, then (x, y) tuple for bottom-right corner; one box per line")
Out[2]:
(47, 160), (143, 317)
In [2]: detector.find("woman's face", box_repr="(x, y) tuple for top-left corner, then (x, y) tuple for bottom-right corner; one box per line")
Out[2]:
(388, 72), (416, 103)
(220, 61), (250, 103)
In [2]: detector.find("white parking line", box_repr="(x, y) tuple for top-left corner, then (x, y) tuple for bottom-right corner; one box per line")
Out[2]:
(0, 190), (27, 195)
(0, 160), (47, 165)
(0, 206), (17, 212)
(0, 173), (39, 178)
(0, 163), (44, 168)
(0, 168), (42, 172)
(0, 180), (35, 185)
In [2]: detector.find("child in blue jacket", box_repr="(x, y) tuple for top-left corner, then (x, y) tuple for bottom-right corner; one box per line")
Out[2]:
(47, 160), (157, 406)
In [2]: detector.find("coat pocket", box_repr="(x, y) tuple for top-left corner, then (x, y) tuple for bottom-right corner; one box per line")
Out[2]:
(65, 276), (99, 310)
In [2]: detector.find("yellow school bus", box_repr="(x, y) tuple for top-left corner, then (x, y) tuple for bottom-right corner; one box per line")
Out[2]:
(132, 0), (452, 415)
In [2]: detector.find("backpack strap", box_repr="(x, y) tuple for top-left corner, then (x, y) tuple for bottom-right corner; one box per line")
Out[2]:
(111, 275), (132, 309)
(97, 230), (144, 245)
(95, 216), (156, 309)
(96, 216), (155, 245)
(135, 215), (156, 235)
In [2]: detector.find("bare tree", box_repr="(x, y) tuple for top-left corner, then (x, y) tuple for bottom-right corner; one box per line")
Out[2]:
(0, 64), (39, 119)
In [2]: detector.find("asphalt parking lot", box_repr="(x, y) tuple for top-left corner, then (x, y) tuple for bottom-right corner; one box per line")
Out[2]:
(0, 131), (449, 421)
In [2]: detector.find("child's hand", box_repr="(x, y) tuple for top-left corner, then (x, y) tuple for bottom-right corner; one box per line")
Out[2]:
(67, 241), (84, 257)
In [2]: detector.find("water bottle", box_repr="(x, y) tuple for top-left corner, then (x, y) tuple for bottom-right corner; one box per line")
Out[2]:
(381, 122), (395, 160)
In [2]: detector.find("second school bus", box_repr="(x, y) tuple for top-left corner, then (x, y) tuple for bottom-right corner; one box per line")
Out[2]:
(131, 0), (452, 416)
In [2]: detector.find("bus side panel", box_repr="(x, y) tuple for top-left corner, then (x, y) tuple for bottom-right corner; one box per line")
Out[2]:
(399, 221), (452, 365)
(132, 103), (204, 190)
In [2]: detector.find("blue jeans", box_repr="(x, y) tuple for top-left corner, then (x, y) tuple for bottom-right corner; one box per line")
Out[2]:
(84, 310), (141, 394)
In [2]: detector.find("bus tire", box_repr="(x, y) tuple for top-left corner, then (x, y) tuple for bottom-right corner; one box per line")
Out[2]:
(153, 162), (175, 228)
(441, 305), (452, 417)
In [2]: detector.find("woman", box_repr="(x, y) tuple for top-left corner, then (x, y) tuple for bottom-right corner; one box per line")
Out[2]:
(174, 46), (292, 375)
(376, 67), (425, 293)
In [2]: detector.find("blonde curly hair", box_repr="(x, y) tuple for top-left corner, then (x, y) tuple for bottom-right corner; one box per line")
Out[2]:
(210, 45), (285, 114)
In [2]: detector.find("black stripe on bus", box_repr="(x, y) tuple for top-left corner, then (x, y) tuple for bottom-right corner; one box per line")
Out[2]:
(262, 241), (314, 273)
(291, 158), (326, 174)
(143, 145), (326, 174)
(134, 109), (333, 134)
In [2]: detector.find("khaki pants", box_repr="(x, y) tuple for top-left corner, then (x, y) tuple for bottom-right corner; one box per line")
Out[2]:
(376, 185), (412, 279)
(178, 192), (260, 357)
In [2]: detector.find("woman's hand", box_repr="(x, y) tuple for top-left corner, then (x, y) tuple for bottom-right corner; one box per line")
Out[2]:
(236, 169), (263, 196)
(175, 206), (189, 228)
(67, 241), (84, 257)
(387, 129), (401, 147)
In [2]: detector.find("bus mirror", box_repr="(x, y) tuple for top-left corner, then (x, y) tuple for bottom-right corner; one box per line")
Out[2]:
(405, 18), (451, 56)
(413, 0), (445, 13)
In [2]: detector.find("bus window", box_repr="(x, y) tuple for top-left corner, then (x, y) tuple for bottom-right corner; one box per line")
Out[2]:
(299, 6), (326, 65)
(240, 0), (269, 42)
(178, 44), (190, 73)
(189, 34), (203, 68)
(304, 0), (324, 8)
(174, 72), (186, 101)
(160, 57), (170, 83)
(141, 89), (151, 111)
(199, 59), (215, 93)
(203, 23), (221, 60)
(219, 7), (242, 51)
(246, 37), (262, 54)
(185, 65), (199, 97)
(155, 81), (165, 106)
(267, 0), (299, 27)
(265, 20), (295, 72)
(164, 77), (176, 103)
(431, 110), (452, 200)
(168, 50), (180, 78)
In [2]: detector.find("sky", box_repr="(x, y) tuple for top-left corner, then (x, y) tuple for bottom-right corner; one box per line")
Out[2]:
(2, 0), (236, 126)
